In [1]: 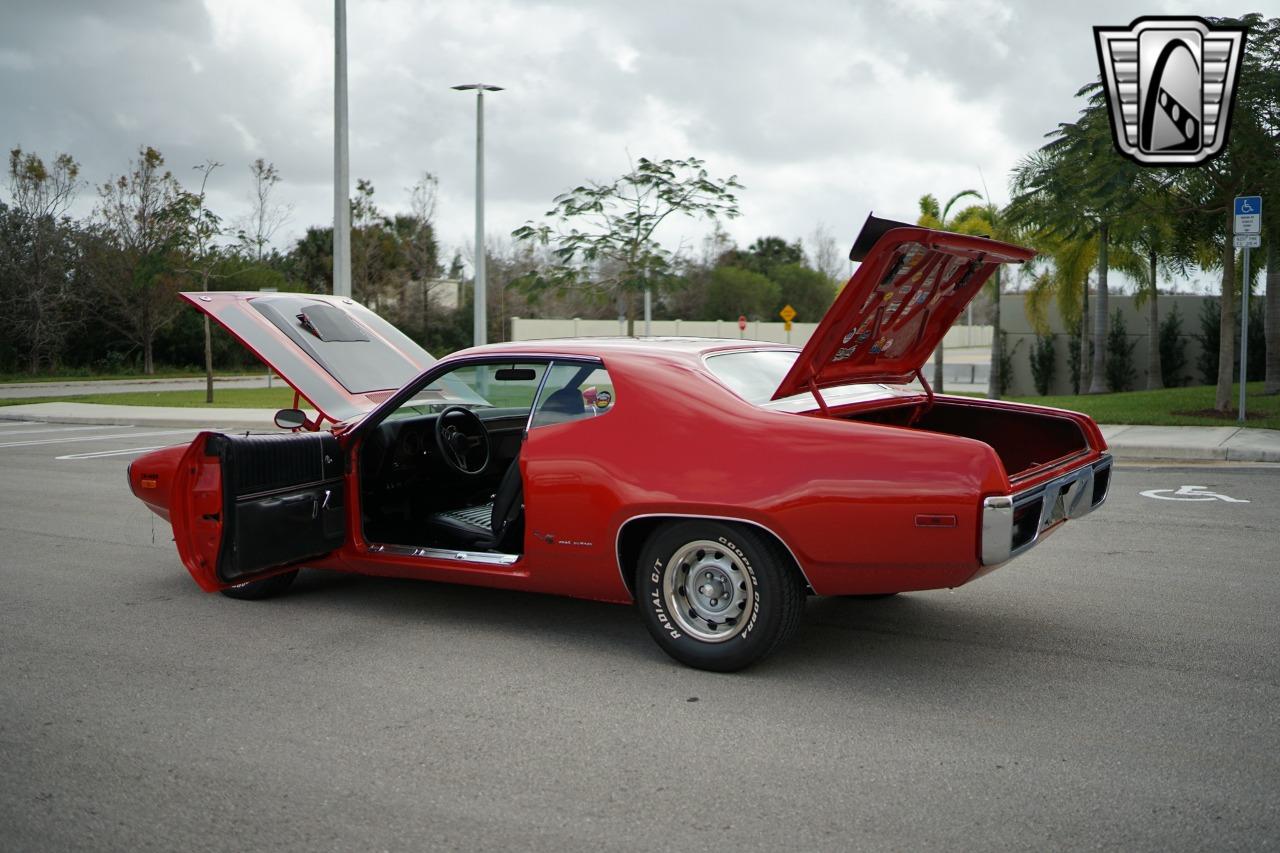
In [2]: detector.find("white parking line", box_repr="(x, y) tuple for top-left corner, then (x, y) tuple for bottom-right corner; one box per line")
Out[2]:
(0, 428), (203, 449)
(0, 424), (124, 437)
(56, 444), (173, 460)
(0, 421), (41, 428)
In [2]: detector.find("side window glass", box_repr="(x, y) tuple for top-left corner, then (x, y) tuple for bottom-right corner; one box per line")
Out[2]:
(529, 362), (616, 429)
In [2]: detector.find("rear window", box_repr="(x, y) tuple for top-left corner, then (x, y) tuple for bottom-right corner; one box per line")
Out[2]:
(704, 350), (801, 404)
(706, 349), (907, 411)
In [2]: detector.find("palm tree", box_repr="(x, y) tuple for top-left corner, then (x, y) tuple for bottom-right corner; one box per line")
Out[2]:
(917, 190), (981, 393)
(1120, 209), (1175, 390)
(1010, 85), (1149, 394)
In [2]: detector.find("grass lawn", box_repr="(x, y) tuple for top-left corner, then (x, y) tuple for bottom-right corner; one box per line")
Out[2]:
(0, 368), (259, 384)
(0, 386), (304, 410)
(993, 382), (1280, 431)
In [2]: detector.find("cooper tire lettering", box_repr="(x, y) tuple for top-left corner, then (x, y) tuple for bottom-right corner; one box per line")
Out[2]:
(634, 520), (805, 672)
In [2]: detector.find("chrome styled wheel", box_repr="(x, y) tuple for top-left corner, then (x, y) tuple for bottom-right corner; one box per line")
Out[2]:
(663, 540), (755, 642)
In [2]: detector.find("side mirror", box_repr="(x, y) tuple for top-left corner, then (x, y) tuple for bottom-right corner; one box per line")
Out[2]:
(274, 408), (308, 430)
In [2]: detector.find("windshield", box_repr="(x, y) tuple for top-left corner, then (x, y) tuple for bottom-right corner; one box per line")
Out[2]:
(385, 362), (549, 420)
(705, 349), (913, 411)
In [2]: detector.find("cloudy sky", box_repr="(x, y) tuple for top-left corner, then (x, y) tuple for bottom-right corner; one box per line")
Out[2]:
(2, 0), (1275, 282)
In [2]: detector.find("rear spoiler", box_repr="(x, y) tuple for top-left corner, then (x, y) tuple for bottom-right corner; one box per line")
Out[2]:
(848, 213), (915, 262)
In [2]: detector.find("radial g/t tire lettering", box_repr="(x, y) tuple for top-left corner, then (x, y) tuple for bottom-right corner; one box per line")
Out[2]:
(635, 521), (806, 672)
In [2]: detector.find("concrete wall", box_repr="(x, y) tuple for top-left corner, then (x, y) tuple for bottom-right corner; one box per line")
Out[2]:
(510, 317), (992, 350)
(1000, 294), (1209, 396)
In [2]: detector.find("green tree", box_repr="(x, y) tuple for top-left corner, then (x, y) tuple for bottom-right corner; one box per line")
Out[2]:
(2, 148), (81, 372)
(1232, 17), (1279, 394)
(1009, 84), (1157, 395)
(93, 146), (189, 374)
(719, 235), (804, 278)
(512, 156), (742, 334)
(1123, 199), (1176, 390)
(917, 190), (981, 392)
(1161, 15), (1279, 409)
(170, 160), (224, 401)
(349, 179), (404, 309)
(768, 263), (835, 323)
(288, 226), (334, 294)
(235, 158), (291, 263)
(390, 172), (442, 346)
(704, 266), (778, 321)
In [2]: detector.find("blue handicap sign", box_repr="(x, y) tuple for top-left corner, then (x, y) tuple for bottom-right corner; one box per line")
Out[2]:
(1234, 196), (1261, 216)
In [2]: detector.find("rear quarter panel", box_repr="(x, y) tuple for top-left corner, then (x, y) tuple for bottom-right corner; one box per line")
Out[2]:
(526, 357), (1008, 599)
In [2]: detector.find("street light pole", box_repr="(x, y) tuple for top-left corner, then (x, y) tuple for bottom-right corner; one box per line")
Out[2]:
(333, 0), (351, 298)
(452, 83), (503, 347)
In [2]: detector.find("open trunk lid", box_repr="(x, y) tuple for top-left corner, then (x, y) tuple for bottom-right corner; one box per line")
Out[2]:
(181, 291), (434, 424)
(772, 215), (1035, 400)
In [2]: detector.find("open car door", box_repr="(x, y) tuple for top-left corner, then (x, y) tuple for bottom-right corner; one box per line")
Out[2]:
(170, 431), (346, 592)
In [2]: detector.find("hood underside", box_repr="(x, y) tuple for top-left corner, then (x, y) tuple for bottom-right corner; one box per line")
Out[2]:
(182, 292), (434, 423)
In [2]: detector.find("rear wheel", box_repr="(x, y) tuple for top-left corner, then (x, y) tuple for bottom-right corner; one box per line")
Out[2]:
(219, 569), (299, 601)
(635, 521), (805, 672)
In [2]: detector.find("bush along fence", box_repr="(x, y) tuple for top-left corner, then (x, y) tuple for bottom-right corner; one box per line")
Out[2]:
(1000, 293), (1223, 396)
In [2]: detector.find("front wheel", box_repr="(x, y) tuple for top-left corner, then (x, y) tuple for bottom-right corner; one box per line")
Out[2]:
(635, 521), (806, 672)
(219, 569), (299, 601)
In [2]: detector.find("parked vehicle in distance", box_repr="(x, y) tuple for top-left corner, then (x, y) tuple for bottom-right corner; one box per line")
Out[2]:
(128, 216), (1111, 671)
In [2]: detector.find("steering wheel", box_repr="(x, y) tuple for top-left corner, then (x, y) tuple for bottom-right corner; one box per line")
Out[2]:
(434, 406), (491, 476)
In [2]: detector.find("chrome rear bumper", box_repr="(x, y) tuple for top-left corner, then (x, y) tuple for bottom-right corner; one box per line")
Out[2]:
(981, 453), (1112, 566)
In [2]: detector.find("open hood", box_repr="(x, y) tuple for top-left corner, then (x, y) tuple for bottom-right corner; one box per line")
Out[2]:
(181, 292), (434, 423)
(772, 215), (1034, 400)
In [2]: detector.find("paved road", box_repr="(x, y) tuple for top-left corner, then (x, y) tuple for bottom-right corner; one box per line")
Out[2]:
(1, 422), (1276, 851)
(0, 375), (271, 399)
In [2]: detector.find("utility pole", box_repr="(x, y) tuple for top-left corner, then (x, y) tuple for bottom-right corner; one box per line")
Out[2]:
(333, 0), (352, 298)
(452, 83), (503, 346)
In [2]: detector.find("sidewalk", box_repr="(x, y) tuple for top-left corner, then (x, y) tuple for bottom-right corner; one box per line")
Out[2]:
(0, 374), (270, 400)
(2, 401), (1278, 463)
(1099, 424), (1280, 463)
(0, 402), (276, 431)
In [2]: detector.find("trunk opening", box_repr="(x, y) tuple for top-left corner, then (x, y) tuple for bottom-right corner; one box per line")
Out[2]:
(840, 399), (1090, 482)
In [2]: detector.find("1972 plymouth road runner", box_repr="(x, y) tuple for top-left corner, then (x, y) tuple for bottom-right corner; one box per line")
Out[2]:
(128, 217), (1111, 671)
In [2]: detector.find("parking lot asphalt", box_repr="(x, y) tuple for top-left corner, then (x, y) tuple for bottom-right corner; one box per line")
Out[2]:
(1, 422), (1277, 852)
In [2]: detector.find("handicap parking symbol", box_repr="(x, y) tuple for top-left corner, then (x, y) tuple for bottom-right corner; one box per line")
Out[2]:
(1139, 485), (1249, 503)
(1234, 196), (1261, 215)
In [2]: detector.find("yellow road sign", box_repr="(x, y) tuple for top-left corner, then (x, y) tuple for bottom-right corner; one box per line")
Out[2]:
(779, 304), (796, 323)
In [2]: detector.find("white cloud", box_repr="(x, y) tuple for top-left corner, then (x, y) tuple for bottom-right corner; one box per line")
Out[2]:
(1, 0), (1275, 278)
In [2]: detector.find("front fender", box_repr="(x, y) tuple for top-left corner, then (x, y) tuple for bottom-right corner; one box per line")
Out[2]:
(127, 444), (188, 522)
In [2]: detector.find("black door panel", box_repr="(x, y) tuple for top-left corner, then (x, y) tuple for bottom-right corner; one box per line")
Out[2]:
(212, 433), (346, 583)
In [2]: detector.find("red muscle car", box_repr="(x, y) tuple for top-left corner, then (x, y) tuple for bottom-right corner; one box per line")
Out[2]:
(128, 217), (1111, 671)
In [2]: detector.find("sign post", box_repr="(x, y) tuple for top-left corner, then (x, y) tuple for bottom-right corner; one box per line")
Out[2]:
(1234, 196), (1261, 423)
(779, 304), (796, 344)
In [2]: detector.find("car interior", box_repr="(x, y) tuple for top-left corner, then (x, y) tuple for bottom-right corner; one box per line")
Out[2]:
(357, 360), (612, 556)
